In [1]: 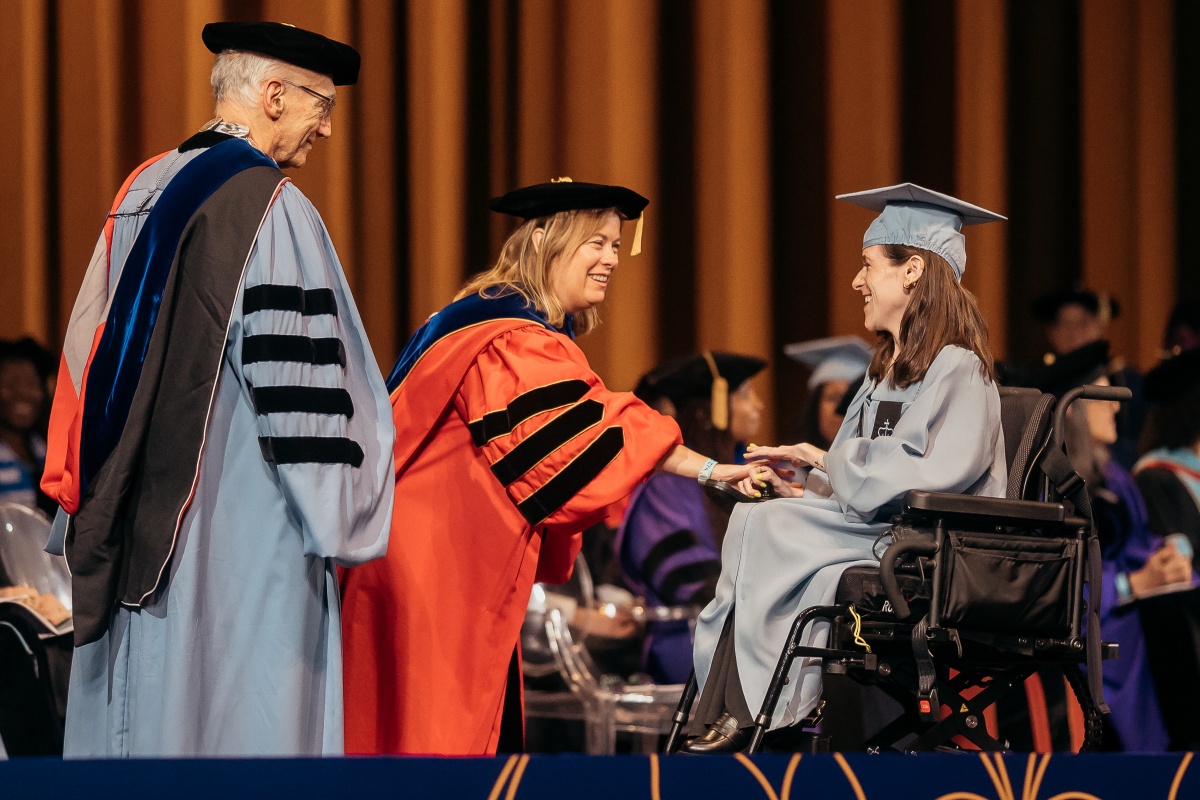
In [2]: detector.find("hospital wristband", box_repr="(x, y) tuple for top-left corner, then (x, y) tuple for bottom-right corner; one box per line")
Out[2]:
(697, 458), (718, 484)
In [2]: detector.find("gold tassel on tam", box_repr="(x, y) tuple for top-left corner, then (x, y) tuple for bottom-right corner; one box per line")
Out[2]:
(702, 350), (729, 430)
(630, 212), (644, 256)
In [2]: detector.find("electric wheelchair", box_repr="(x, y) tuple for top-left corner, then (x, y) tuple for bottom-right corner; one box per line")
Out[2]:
(666, 384), (1127, 754)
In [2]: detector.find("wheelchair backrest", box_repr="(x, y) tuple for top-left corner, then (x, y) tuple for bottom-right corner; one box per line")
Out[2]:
(997, 387), (1056, 501)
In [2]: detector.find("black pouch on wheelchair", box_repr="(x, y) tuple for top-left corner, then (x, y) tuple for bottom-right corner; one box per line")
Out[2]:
(939, 532), (1078, 635)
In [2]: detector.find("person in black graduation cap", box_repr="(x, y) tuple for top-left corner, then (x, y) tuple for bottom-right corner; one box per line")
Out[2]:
(42, 22), (395, 757)
(1031, 285), (1145, 470)
(340, 180), (761, 756)
(613, 351), (766, 684)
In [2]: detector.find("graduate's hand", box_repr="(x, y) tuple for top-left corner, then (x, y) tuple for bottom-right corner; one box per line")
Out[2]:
(744, 442), (827, 472)
(735, 464), (804, 499)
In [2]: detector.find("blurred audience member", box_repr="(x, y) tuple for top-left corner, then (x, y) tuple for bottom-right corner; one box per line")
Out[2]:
(1132, 342), (1200, 749)
(615, 352), (765, 683)
(784, 336), (872, 451)
(0, 339), (53, 515)
(1161, 298), (1200, 356)
(1031, 286), (1144, 469)
(1135, 345), (1200, 566)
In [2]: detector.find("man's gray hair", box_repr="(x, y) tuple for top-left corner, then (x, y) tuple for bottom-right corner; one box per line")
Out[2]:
(210, 50), (288, 107)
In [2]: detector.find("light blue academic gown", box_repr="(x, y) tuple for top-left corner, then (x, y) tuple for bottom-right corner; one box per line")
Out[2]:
(62, 145), (395, 757)
(692, 346), (1007, 730)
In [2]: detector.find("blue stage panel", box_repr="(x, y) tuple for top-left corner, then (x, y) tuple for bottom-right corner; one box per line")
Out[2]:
(0, 752), (1195, 799)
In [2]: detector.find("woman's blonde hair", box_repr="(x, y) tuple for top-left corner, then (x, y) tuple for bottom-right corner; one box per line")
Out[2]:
(868, 244), (997, 388)
(456, 208), (621, 336)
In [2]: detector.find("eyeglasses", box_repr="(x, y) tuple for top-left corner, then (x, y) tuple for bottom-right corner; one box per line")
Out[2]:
(280, 79), (336, 120)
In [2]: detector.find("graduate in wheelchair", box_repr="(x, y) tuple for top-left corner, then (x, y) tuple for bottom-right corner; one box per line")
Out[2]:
(675, 184), (1026, 754)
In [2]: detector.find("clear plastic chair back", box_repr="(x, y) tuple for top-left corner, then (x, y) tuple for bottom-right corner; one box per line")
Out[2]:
(0, 504), (71, 611)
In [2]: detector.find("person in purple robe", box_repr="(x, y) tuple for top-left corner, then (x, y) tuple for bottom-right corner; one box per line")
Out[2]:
(615, 352), (765, 683)
(1033, 340), (1194, 751)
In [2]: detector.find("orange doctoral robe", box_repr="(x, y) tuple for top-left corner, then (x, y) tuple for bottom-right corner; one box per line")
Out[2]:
(340, 310), (682, 755)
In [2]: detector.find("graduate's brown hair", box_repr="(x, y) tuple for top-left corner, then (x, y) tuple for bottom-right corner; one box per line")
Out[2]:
(868, 244), (997, 389)
(456, 208), (622, 336)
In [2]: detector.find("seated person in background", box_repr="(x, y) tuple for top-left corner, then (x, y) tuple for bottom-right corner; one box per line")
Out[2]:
(1160, 298), (1200, 357)
(1131, 340), (1200, 750)
(0, 339), (53, 515)
(1031, 285), (1144, 470)
(1134, 345), (1200, 567)
(784, 336), (872, 450)
(1030, 340), (1193, 752)
(682, 184), (1008, 753)
(615, 351), (766, 684)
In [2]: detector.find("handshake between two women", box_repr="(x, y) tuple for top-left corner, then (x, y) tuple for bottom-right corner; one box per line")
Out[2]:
(734, 441), (829, 499)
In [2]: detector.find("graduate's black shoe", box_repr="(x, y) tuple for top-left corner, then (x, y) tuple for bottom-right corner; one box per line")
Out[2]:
(680, 712), (753, 754)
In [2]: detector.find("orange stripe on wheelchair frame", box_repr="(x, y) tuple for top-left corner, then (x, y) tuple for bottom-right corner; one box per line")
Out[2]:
(1023, 671), (1052, 753)
(1064, 673), (1085, 753)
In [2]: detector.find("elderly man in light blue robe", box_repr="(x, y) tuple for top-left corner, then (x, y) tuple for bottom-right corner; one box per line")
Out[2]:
(45, 23), (393, 757)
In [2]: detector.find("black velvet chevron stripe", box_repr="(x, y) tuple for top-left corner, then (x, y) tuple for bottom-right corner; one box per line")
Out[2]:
(490, 399), (603, 487)
(252, 386), (355, 418)
(684, 575), (720, 607)
(243, 334), (346, 367)
(468, 379), (591, 446)
(659, 560), (722, 605)
(259, 436), (364, 467)
(640, 529), (703, 584)
(243, 284), (337, 316)
(516, 426), (624, 526)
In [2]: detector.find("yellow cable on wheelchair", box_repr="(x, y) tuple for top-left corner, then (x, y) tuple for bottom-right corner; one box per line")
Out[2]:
(847, 605), (871, 654)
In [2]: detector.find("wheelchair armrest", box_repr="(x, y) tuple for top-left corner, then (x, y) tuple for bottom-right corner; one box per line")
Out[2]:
(879, 534), (937, 620)
(902, 490), (1068, 527)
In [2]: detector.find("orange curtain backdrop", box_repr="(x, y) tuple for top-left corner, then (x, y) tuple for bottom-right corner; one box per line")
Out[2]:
(956, 0), (1008, 360)
(692, 0), (774, 434)
(1080, 0), (1176, 369)
(825, 0), (902, 338)
(0, 0), (1186, 437)
(1, 0), (50, 345)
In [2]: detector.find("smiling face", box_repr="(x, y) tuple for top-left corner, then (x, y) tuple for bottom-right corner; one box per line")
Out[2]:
(267, 70), (335, 169)
(548, 212), (622, 316)
(851, 244), (917, 339)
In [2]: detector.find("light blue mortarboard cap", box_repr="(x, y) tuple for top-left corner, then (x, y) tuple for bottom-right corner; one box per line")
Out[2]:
(784, 336), (873, 390)
(836, 183), (1006, 280)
